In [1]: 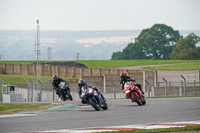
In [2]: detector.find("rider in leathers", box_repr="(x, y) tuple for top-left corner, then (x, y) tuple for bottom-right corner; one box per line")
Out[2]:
(77, 79), (106, 104)
(52, 74), (69, 99)
(120, 72), (144, 95)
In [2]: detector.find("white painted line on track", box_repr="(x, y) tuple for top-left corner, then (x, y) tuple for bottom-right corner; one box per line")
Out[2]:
(32, 120), (200, 133)
(0, 113), (37, 118)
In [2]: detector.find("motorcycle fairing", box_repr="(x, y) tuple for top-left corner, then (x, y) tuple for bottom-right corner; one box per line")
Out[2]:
(82, 87), (101, 105)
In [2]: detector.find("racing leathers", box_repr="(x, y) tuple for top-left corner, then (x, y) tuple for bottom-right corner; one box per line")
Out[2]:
(77, 83), (106, 104)
(120, 76), (144, 94)
(52, 77), (67, 97)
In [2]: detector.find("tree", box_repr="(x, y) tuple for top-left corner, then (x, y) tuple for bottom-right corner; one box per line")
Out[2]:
(111, 51), (122, 60)
(170, 33), (200, 60)
(134, 24), (180, 59)
(111, 24), (181, 60)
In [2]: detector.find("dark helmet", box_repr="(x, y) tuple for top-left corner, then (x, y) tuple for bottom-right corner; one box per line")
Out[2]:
(120, 72), (127, 80)
(78, 79), (85, 87)
(120, 72), (127, 77)
(53, 74), (58, 80)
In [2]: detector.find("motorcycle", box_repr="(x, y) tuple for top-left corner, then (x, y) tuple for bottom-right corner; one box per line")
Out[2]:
(123, 82), (146, 106)
(58, 82), (73, 101)
(81, 86), (108, 111)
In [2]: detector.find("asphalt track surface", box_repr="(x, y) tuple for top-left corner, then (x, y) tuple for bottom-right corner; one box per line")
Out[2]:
(0, 97), (200, 133)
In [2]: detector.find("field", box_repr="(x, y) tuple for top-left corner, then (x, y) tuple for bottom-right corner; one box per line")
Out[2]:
(0, 60), (200, 70)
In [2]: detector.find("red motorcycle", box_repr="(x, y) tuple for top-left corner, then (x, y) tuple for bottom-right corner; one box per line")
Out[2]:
(123, 82), (146, 106)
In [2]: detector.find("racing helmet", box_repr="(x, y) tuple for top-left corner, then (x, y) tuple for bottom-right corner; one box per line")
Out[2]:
(53, 74), (58, 80)
(78, 79), (86, 87)
(120, 72), (127, 80)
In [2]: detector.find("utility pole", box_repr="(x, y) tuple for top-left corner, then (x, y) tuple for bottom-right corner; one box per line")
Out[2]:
(35, 20), (41, 87)
(0, 55), (2, 61)
(76, 53), (79, 60)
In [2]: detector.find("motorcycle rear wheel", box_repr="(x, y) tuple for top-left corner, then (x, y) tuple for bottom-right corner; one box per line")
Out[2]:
(89, 98), (100, 111)
(61, 92), (67, 101)
(132, 93), (142, 106)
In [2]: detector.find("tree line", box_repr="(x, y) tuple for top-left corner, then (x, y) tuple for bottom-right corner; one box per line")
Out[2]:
(111, 24), (200, 60)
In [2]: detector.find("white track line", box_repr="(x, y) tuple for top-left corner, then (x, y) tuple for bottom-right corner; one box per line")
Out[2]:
(35, 120), (200, 133)
(0, 113), (37, 118)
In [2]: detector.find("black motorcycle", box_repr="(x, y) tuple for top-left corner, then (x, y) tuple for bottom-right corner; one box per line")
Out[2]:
(58, 82), (73, 101)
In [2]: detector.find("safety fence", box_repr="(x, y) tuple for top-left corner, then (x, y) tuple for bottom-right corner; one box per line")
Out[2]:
(1, 72), (200, 102)
(1, 79), (200, 103)
(154, 81), (200, 97)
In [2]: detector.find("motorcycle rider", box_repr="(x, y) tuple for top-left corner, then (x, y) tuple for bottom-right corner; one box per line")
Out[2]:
(52, 74), (69, 100)
(120, 72), (144, 95)
(77, 79), (106, 104)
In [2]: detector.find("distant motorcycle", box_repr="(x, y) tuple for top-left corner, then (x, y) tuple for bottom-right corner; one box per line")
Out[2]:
(124, 82), (146, 106)
(58, 82), (73, 101)
(81, 86), (108, 111)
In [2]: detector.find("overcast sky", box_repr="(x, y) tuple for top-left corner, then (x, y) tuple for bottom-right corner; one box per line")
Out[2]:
(0, 0), (200, 31)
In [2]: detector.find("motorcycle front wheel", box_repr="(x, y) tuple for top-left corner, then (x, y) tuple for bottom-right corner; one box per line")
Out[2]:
(65, 89), (73, 101)
(142, 96), (146, 105)
(67, 93), (73, 101)
(101, 102), (108, 110)
(89, 98), (100, 111)
(132, 93), (142, 106)
(60, 91), (67, 101)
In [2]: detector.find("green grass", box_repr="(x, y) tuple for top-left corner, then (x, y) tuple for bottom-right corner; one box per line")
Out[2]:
(0, 103), (55, 115)
(0, 74), (78, 85)
(77, 60), (199, 68)
(0, 61), (36, 65)
(1, 60), (200, 70)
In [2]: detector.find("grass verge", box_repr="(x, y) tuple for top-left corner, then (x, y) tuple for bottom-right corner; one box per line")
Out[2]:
(0, 103), (56, 115)
(76, 60), (199, 68)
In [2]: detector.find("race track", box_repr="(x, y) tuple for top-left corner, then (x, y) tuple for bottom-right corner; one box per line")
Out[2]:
(0, 97), (200, 133)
